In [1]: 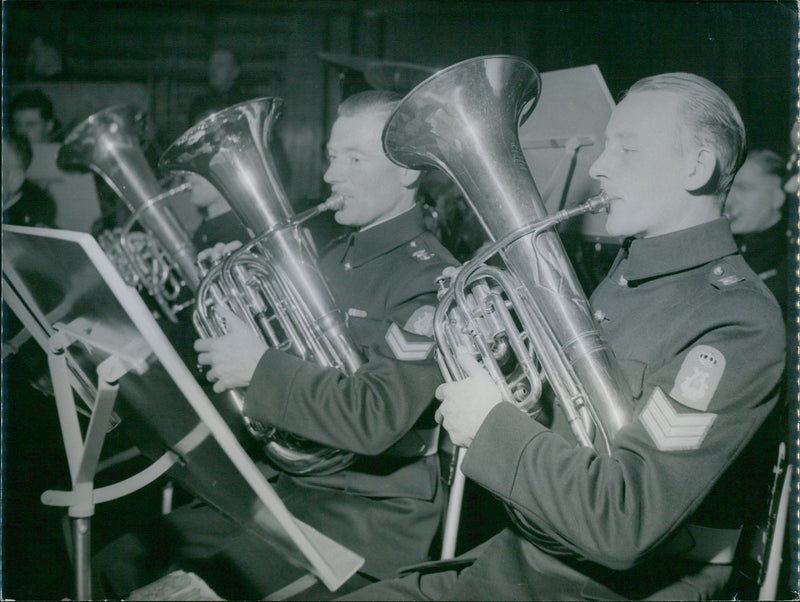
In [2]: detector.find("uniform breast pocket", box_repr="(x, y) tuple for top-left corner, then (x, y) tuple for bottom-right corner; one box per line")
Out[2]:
(616, 358), (647, 400)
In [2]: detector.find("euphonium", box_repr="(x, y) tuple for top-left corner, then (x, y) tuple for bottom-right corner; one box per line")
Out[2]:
(383, 55), (634, 455)
(58, 105), (199, 322)
(159, 98), (365, 476)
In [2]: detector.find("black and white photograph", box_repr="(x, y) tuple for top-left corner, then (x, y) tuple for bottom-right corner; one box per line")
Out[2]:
(2, 1), (797, 600)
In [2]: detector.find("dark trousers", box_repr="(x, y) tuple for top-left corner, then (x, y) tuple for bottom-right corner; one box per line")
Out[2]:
(93, 470), (443, 600)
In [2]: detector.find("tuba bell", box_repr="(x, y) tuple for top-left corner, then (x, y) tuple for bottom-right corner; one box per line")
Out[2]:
(383, 56), (635, 550)
(58, 105), (199, 322)
(159, 98), (365, 476)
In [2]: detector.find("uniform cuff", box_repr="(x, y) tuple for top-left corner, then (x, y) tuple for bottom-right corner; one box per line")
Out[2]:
(462, 402), (549, 497)
(243, 348), (307, 423)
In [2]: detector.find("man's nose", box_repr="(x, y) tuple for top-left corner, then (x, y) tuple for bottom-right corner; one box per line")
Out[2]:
(588, 155), (605, 180)
(323, 160), (340, 184)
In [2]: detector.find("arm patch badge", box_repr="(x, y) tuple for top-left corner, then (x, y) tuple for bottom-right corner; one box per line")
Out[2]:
(404, 305), (436, 337)
(640, 387), (716, 451)
(669, 345), (725, 411)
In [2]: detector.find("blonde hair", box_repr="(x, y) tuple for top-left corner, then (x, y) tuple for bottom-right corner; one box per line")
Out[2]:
(628, 73), (746, 196)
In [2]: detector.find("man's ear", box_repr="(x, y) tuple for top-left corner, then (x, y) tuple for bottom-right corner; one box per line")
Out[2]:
(44, 119), (54, 136)
(683, 147), (717, 193)
(400, 167), (422, 189)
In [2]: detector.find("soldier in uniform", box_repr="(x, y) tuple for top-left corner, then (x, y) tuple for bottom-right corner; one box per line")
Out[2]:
(724, 149), (791, 316)
(341, 74), (786, 600)
(93, 90), (457, 599)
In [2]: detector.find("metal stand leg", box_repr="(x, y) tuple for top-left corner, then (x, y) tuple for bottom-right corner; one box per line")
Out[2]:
(73, 517), (92, 601)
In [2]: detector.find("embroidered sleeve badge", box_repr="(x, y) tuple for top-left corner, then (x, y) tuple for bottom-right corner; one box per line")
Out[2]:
(385, 322), (434, 361)
(640, 387), (716, 451)
(404, 305), (436, 337)
(669, 345), (725, 411)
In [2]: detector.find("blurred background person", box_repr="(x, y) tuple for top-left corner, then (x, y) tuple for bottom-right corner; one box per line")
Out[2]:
(9, 88), (62, 144)
(24, 32), (67, 81)
(2, 134), (57, 228)
(187, 48), (249, 126)
(784, 120), (799, 195)
(724, 148), (790, 315)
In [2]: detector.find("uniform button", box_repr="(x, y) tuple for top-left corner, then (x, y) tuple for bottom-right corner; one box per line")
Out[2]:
(713, 265), (724, 276)
(593, 309), (606, 321)
(410, 241), (417, 247)
(618, 274), (628, 286)
(344, 262), (352, 271)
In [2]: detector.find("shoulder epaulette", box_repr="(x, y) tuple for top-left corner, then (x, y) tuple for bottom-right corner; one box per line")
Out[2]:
(708, 259), (745, 289)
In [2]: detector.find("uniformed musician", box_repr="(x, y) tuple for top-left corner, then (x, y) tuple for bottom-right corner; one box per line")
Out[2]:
(93, 90), (457, 599)
(341, 74), (786, 600)
(724, 149), (791, 316)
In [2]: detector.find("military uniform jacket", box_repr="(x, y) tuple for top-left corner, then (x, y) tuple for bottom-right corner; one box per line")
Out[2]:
(734, 216), (791, 316)
(455, 218), (785, 599)
(243, 205), (458, 577)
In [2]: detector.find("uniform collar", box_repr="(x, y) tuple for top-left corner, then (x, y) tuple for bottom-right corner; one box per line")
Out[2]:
(339, 205), (427, 267)
(623, 218), (738, 281)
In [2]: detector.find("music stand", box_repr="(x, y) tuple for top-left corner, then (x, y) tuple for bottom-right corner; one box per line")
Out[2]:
(2, 225), (364, 599)
(519, 64), (621, 244)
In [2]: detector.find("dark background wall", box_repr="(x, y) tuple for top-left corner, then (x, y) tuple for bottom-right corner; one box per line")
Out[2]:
(3, 0), (798, 204)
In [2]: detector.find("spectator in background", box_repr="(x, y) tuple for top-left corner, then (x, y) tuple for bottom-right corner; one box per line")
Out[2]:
(24, 33), (67, 81)
(724, 149), (790, 314)
(2, 134), (57, 228)
(187, 48), (250, 126)
(9, 88), (62, 144)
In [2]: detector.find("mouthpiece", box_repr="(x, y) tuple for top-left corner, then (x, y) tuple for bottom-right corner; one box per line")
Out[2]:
(292, 194), (345, 225)
(584, 191), (611, 214)
(322, 193), (345, 211)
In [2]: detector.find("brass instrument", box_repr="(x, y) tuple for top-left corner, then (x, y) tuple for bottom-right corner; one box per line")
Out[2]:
(159, 97), (365, 476)
(382, 55), (634, 553)
(58, 105), (199, 322)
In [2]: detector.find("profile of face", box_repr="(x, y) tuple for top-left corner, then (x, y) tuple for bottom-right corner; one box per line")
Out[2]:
(12, 107), (54, 144)
(589, 91), (702, 239)
(724, 155), (785, 234)
(2, 140), (26, 206)
(323, 109), (417, 228)
(208, 50), (240, 94)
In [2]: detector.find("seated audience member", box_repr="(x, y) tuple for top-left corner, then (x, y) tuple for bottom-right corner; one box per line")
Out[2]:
(9, 88), (61, 144)
(2, 134), (57, 227)
(340, 73), (785, 601)
(92, 90), (458, 600)
(724, 149), (791, 314)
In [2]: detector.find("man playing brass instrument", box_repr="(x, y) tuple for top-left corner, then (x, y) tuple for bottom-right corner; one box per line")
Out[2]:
(93, 90), (457, 599)
(342, 74), (786, 600)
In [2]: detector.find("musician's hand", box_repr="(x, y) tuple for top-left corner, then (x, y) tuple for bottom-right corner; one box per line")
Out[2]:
(194, 306), (267, 393)
(434, 348), (503, 448)
(196, 240), (243, 264)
